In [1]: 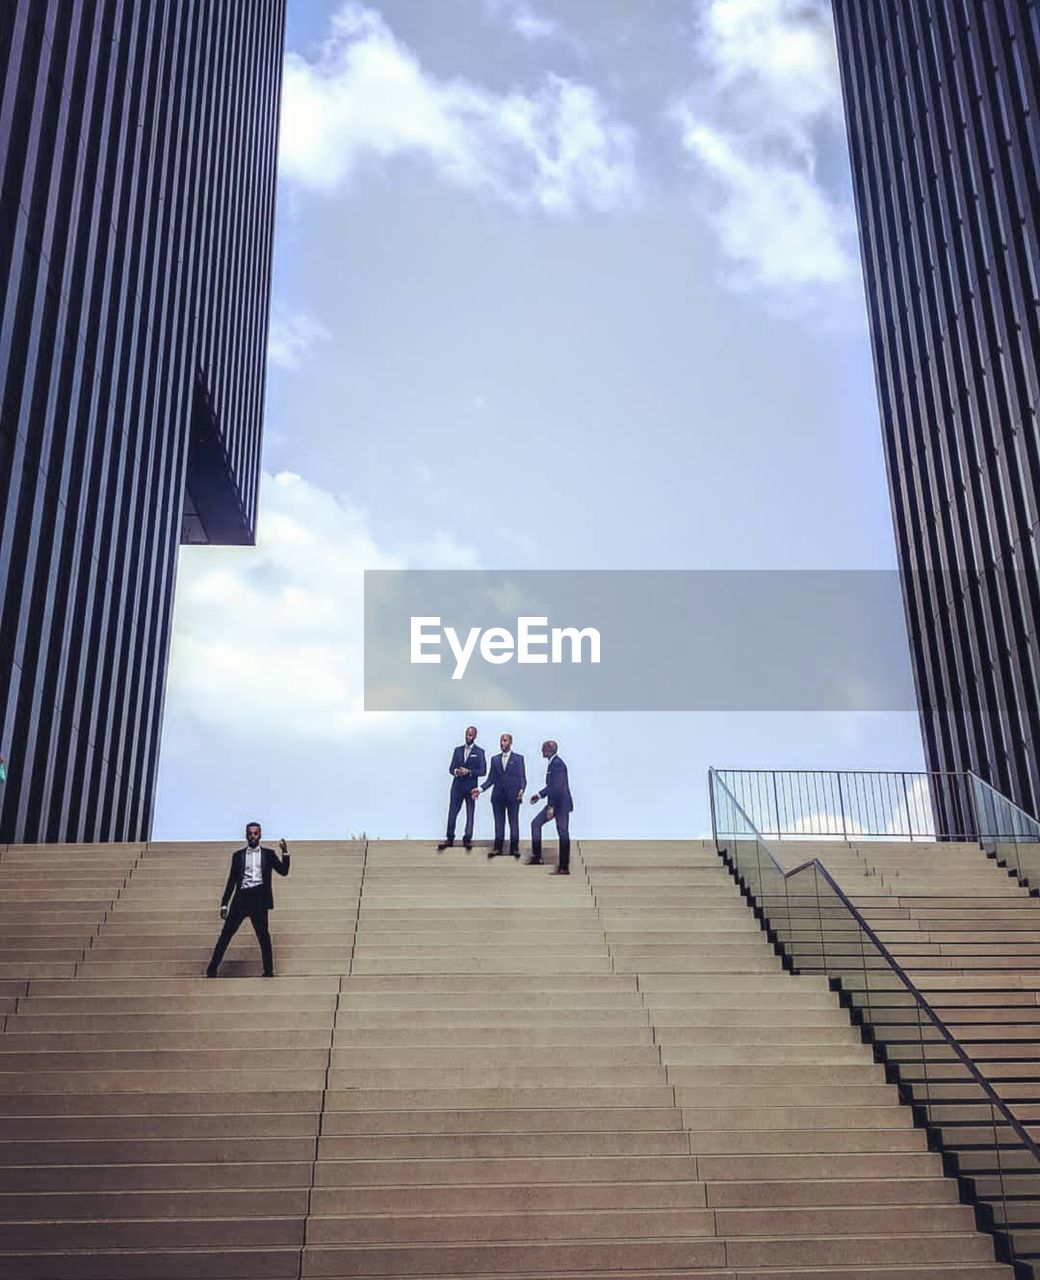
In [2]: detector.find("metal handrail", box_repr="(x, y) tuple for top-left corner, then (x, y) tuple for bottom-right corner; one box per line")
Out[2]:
(708, 766), (1040, 1167)
(714, 766), (1035, 843)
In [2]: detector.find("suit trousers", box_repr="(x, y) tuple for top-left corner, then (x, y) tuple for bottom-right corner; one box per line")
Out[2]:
(446, 782), (476, 843)
(491, 794), (521, 851)
(208, 887), (273, 974)
(531, 804), (570, 871)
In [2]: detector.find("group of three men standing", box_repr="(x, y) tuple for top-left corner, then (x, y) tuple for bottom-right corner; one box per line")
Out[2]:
(438, 726), (574, 874)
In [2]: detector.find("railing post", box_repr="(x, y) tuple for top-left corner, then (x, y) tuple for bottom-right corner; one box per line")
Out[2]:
(772, 772), (782, 842)
(836, 771), (848, 842)
(708, 769), (718, 847)
(901, 772), (913, 842)
(965, 770), (982, 846)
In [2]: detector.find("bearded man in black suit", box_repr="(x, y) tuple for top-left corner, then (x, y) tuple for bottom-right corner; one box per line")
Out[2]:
(206, 822), (290, 977)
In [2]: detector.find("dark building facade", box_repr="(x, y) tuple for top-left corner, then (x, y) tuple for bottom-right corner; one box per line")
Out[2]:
(0, 1), (285, 842)
(833, 1), (1040, 818)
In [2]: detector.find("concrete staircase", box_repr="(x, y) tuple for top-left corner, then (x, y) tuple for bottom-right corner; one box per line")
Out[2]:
(0, 836), (1011, 1278)
(770, 838), (1040, 1270)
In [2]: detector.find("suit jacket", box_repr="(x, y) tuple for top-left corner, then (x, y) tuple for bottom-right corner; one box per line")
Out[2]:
(221, 846), (290, 912)
(481, 752), (526, 801)
(449, 744), (487, 788)
(535, 755), (574, 813)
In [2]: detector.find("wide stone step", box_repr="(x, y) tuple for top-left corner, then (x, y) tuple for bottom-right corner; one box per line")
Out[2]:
(329, 1046), (659, 1068)
(658, 1027), (859, 1045)
(673, 1085), (898, 1108)
(300, 1239), (728, 1277)
(306, 1207), (717, 1244)
(0, 1031), (336, 1051)
(697, 1152), (943, 1179)
(679, 1106), (912, 1132)
(311, 1181), (709, 1214)
(331, 1010), (651, 1027)
(0, 1137), (316, 1165)
(324, 1087), (676, 1111)
(0, 1217), (306, 1249)
(0, 1049), (330, 1071)
(0, 1068), (330, 1092)
(8, 1012), (339, 1031)
(296, 1232), (997, 1277)
(329, 1027), (653, 1046)
(0, 1247), (301, 1278)
(705, 1176), (959, 1207)
(316, 1132), (690, 1159)
(0, 1113), (319, 1139)
(330, 1067), (667, 1088)
(0, 1163), (314, 1192)
(0, 1090), (323, 1116)
(313, 1155), (702, 1187)
(684, 1129), (926, 1156)
(661, 1046), (865, 1066)
(320, 1108), (683, 1135)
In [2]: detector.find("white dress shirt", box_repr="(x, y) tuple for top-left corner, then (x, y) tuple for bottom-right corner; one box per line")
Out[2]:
(242, 845), (263, 889)
(501, 750), (511, 770)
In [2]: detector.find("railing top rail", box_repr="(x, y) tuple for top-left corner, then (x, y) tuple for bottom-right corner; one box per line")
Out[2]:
(708, 766), (1040, 1167)
(715, 767), (964, 777)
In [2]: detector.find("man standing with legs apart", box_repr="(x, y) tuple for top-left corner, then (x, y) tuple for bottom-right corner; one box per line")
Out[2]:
(206, 823), (290, 977)
(530, 740), (574, 875)
(475, 733), (526, 858)
(438, 726), (486, 852)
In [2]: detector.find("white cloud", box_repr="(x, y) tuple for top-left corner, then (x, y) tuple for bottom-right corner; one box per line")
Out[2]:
(672, 0), (857, 295)
(168, 472), (477, 740)
(483, 0), (566, 45)
(673, 113), (854, 290)
(278, 2), (636, 215)
(267, 305), (331, 370)
(698, 0), (842, 135)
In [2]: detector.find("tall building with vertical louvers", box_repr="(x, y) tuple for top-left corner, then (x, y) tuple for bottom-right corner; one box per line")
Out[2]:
(0, 0), (286, 842)
(832, 1), (1040, 818)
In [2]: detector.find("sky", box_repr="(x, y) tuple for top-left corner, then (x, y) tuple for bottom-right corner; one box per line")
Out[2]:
(152, 0), (926, 843)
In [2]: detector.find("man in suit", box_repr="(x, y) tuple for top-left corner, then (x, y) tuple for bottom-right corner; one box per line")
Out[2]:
(529, 740), (574, 875)
(437, 726), (487, 851)
(206, 822), (291, 977)
(473, 733), (526, 858)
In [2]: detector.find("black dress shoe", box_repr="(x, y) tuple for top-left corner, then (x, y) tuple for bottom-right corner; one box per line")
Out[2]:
(510, 850), (520, 859)
(463, 840), (473, 851)
(262, 971), (275, 978)
(436, 841), (454, 852)
(204, 969), (218, 978)
(487, 848), (501, 859)
(551, 868), (570, 875)
(528, 856), (543, 865)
